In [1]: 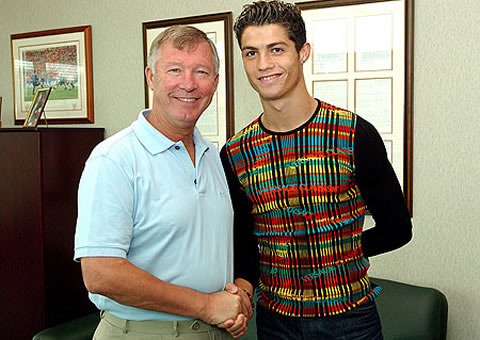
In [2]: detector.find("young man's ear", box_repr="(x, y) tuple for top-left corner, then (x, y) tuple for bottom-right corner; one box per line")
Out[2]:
(299, 42), (311, 64)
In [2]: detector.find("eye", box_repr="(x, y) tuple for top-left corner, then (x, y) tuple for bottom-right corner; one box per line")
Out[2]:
(272, 47), (283, 54)
(168, 68), (181, 73)
(244, 50), (256, 58)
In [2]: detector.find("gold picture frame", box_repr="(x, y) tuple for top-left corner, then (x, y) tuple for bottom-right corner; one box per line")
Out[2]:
(23, 87), (52, 128)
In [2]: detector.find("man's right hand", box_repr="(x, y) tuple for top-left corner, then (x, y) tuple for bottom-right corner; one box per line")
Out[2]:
(201, 290), (243, 325)
(224, 282), (253, 319)
(216, 282), (253, 338)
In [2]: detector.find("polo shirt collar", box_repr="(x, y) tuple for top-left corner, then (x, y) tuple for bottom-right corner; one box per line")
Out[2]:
(132, 109), (210, 156)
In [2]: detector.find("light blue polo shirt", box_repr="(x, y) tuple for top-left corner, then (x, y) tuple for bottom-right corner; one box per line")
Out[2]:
(74, 110), (233, 321)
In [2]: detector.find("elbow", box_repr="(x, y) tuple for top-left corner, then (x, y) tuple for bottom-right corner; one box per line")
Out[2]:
(401, 219), (414, 245)
(400, 228), (413, 247)
(83, 276), (102, 295)
(81, 262), (102, 294)
(80, 257), (116, 295)
(394, 223), (413, 250)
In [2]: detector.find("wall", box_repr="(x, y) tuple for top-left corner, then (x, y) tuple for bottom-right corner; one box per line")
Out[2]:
(0, 0), (258, 135)
(1, 0), (480, 338)
(369, 1), (480, 339)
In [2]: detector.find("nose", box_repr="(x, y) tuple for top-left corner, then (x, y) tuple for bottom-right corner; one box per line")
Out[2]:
(258, 53), (274, 71)
(179, 71), (198, 92)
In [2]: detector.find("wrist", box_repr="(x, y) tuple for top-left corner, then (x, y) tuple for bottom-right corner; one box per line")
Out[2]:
(197, 292), (213, 323)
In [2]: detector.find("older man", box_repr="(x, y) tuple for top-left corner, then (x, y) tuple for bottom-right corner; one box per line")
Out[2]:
(75, 25), (250, 340)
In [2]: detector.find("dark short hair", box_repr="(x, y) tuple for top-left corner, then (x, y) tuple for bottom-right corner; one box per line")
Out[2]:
(148, 25), (219, 75)
(234, 0), (306, 52)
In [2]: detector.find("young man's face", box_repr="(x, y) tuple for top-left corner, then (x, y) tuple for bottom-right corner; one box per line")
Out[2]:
(145, 40), (219, 130)
(240, 24), (309, 102)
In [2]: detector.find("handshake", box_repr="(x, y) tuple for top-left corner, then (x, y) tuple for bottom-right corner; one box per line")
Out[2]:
(203, 280), (254, 339)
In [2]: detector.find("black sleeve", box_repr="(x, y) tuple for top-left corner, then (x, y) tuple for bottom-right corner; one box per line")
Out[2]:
(354, 116), (413, 257)
(220, 146), (260, 287)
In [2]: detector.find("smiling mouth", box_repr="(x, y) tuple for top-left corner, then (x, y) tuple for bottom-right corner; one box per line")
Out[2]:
(258, 73), (282, 82)
(175, 97), (198, 102)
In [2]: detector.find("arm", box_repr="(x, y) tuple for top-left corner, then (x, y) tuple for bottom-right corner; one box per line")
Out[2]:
(354, 116), (413, 257)
(75, 154), (242, 325)
(220, 146), (260, 286)
(80, 257), (242, 325)
(218, 146), (258, 337)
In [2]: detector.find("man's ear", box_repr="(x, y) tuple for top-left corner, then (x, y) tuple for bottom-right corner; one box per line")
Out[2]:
(299, 42), (311, 64)
(213, 74), (219, 93)
(145, 66), (154, 90)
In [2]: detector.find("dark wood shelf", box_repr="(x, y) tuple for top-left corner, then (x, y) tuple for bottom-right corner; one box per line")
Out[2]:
(0, 128), (104, 339)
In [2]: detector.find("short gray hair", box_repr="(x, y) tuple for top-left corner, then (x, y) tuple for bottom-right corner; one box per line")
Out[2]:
(147, 25), (220, 75)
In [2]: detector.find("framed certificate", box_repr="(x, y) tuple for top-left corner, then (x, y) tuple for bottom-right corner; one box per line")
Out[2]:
(298, 0), (414, 213)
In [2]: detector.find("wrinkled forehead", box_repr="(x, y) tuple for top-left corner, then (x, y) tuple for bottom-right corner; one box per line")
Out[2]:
(157, 41), (215, 69)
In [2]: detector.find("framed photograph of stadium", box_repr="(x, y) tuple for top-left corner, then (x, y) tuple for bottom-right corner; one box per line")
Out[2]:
(23, 87), (52, 128)
(296, 0), (414, 213)
(142, 12), (235, 148)
(11, 25), (94, 125)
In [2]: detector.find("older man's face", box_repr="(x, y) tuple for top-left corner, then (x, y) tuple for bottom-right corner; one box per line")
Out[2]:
(146, 40), (219, 131)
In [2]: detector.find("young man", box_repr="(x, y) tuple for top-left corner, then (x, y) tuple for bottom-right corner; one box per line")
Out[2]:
(221, 1), (413, 339)
(75, 26), (250, 339)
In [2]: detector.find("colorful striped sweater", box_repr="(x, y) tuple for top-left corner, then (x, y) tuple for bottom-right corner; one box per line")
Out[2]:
(221, 100), (412, 317)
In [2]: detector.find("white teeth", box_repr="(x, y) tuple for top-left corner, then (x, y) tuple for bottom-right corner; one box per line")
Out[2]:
(261, 75), (277, 81)
(177, 98), (196, 102)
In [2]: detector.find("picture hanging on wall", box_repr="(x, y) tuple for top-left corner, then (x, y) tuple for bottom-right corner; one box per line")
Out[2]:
(296, 0), (414, 213)
(142, 12), (235, 148)
(11, 25), (94, 125)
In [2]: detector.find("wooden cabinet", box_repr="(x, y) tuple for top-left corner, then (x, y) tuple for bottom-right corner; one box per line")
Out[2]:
(0, 128), (103, 339)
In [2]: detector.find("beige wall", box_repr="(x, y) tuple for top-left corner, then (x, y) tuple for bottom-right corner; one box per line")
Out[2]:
(1, 0), (480, 338)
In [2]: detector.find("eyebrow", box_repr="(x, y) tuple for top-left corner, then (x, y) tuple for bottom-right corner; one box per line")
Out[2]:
(241, 41), (288, 51)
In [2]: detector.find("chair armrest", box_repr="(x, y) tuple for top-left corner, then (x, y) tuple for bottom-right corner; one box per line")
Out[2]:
(32, 312), (100, 340)
(371, 277), (448, 340)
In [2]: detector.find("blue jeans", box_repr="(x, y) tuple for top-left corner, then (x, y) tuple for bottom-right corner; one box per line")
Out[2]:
(256, 301), (383, 340)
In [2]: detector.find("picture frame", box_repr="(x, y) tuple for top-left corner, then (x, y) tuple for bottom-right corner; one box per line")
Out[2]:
(11, 25), (94, 125)
(297, 0), (414, 213)
(23, 87), (52, 128)
(142, 12), (235, 148)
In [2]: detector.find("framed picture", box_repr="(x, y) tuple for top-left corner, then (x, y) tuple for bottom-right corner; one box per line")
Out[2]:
(297, 0), (414, 213)
(23, 87), (52, 128)
(142, 12), (235, 148)
(11, 25), (94, 125)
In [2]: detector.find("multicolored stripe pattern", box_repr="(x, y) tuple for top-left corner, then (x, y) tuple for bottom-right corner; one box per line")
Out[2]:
(225, 101), (380, 317)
